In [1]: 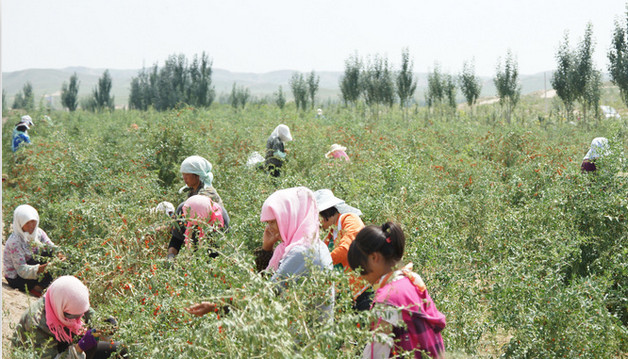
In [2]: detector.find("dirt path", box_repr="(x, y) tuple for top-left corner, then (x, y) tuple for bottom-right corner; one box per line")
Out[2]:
(2, 277), (32, 349)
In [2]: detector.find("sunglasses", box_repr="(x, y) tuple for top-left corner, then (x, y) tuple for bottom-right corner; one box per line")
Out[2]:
(63, 312), (84, 319)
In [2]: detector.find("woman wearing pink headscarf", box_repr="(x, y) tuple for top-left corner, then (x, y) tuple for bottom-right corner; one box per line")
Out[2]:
(13, 276), (126, 358)
(186, 187), (334, 318)
(168, 195), (229, 259)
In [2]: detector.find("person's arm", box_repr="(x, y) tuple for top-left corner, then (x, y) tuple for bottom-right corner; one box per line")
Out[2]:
(8, 243), (42, 279)
(330, 215), (363, 267)
(39, 230), (58, 250)
(361, 304), (400, 359)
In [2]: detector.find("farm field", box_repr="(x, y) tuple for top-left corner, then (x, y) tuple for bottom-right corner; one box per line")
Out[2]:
(2, 103), (627, 358)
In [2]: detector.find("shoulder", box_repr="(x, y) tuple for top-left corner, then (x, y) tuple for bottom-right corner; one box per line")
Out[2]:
(341, 213), (364, 226)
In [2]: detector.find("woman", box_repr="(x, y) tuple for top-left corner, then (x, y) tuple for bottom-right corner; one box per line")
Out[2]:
(168, 156), (229, 259)
(581, 137), (610, 172)
(313, 189), (370, 310)
(12, 275), (126, 359)
(3, 205), (61, 297)
(12, 123), (31, 152)
(348, 223), (446, 359)
(264, 124), (293, 177)
(325, 144), (350, 162)
(187, 187), (333, 319)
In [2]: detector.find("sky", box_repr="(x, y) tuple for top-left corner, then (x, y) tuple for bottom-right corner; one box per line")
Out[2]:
(2, 0), (626, 76)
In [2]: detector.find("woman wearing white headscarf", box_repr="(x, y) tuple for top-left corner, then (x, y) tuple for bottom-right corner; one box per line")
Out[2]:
(167, 156), (230, 259)
(264, 124), (293, 177)
(3, 204), (61, 297)
(581, 137), (610, 172)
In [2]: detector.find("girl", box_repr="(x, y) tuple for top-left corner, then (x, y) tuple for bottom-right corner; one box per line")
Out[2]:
(348, 222), (446, 359)
(264, 124), (293, 177)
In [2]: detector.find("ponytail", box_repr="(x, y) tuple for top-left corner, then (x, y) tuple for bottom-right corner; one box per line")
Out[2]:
(348, 222), (406, 274)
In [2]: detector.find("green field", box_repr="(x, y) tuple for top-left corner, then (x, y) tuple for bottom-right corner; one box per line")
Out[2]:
(2, 102), (627, 358)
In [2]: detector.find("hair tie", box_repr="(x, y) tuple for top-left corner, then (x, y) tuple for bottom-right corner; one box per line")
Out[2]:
(385, 237), (391, 243)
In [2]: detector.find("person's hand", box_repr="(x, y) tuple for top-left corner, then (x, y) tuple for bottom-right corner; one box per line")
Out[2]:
(37, 263), (48, 273)
(185, 302), (217, 317)
(262, 225), (281, 251)
(78, 329), (98, 352)
(56, 252), (67, 261)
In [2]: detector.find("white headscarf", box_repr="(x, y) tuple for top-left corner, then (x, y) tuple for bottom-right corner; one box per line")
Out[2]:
(12, 204), (41, 244)
(584, 137), (610, 161)
(271, 125), (293, 142)
(179, 156), (214, 193)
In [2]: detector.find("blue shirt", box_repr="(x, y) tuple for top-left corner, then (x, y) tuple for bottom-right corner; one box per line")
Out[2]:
(12, 132), (31, 152)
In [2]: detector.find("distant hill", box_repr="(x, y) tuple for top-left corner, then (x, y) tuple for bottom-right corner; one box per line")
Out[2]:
(1, 66), (579, 109)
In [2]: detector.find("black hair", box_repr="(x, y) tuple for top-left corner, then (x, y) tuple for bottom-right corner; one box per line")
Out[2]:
(16, 125), (28, 132)
(348, 222), (405, 275)
(319, 206), (339, 221)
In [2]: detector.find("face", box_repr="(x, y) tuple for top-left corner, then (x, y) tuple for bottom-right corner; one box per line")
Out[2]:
(265, 220), (280, 239)
(21, 220), (37, 234)
(319, 214), (336, 231)
(360, 252), (387, 285)
(182, 173), (201, 189)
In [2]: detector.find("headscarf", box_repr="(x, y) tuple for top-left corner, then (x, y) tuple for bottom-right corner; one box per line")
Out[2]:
(179, 155), (214, 193)
(20, 115), (34, 127)
(584, 137), (610, 161)
(260, 187), (319, 270)
(12, 204), (41, 245)
(44, 276), (90, 343)
(271, 125), (293, 142)
(182, 195), (225, 246)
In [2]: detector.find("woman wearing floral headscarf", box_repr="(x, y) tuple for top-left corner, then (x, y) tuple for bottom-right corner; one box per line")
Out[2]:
(12, 276), (126, 359)
(3, 204), (62, 297)
(264, 124), (293, 177)
(167, 156), (230, 259)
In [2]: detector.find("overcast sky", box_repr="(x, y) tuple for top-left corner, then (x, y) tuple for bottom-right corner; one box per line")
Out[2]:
(2, 0), (626, 76)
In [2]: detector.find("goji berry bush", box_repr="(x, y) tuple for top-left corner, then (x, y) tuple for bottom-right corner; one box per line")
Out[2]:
(3, 104), (627, 358)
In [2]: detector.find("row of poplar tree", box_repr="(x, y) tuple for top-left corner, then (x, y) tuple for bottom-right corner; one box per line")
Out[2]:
(6, 6), (627, 118)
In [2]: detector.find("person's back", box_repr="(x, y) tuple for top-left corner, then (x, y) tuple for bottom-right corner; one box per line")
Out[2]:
(12, 125), (31, 152)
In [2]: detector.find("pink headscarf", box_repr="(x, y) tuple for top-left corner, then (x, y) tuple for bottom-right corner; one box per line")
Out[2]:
(260, 187), (320, 270)
(44, 276), (90, 343)
(182, 195), (225, 246)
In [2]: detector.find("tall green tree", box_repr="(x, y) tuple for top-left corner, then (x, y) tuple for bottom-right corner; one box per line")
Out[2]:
(494, 50), (521, 124)
(61, 72), (80, 111)
(339, 52), (362, 106)
(426, 64), (444, 108)
(459, 60), (482, 109)
(444, 74), (457, 111)
(552, 32), (578, 120)
(307, 71), (320, 109)
(575, 23), (599, 120)
(608, 4), (628, 107)
(275, 85), (286, 110)
(362, 54), (395, 108)
(12, 82), (34, 110)
(289, 73), (308, 111)
(229, 83), (250, 109)
(396, 48), (417, 111)
(92, 70), (115, 111)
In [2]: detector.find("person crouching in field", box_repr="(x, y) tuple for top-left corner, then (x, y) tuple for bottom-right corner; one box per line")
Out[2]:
(581, 137), (610, 173)
(171, 195), (227, 258)
(186, 187), (334, 322)
(313, 189), (371, 310)
(167, 156), (230, 259)
(12, 275), (127, 359)
(3, 204), (65, 297)
(348, 223), (446, 359)
(263, 124), (293, 177)
(325, 143), (350, 162)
